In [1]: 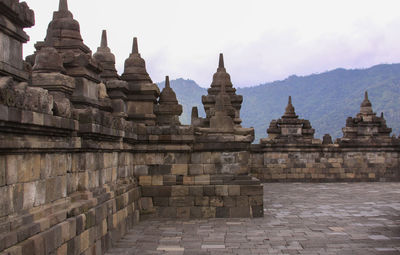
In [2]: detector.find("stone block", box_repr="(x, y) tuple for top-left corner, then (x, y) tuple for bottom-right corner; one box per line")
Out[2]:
(249, 195), (263, 206)
(12, 184), (23, 212)
(6, 155), (19, 185)
(171, 164), (188, 175)
(210, 196), (223, 207)
(31, 235), (45, 255)
(240, 185), (263, 196)
(141, 186), (171, 197)
(190, 153), (202, 164)
(221, 153), (236, 164)
(139, 176), (152, 186)
(203, 185), (215, 196)
(221, 163), (241, 175)
(183, 176), (194, 185)
(230, 207), (250, 217)
(18, 154), (40, 183)
(2, 246), (22, 255)
(3, 231), (18, 249)
(190, 207), (202, 218)
(223, 196), (236, 207)
(0, 104), (8, 121)
(151, 175), (163, 186)
(189, 186), (203, 196)
(0, 156), (5, 186)
(42, 227), (57, 254)
(134, 165), (148, 176)
(67, 236), (80, 255)
(201, 207), (216, 218)
(67, 218), (77, 241)
(177, 207), (190, 219)
(236, 196), (249, 207)
(45, 177), (62, 203)
(34, 180), (46, 207)
(23, 182), (36, 210)
(139, 197), (154, 212)
(228, 185), (240, 196)
(158, 207), (176, 218)
(0, 186), (13, 217)
(79, 230), (89, 253)
(195, 175), (210, 185)
(153, 197), (169, 207)
(163, 175), (176, 185)
(76, 214), (86, 236)
(201, 152), (212, 164)
(171, 186), (189, 197)
(251, 205), (264, 217)
(211, 152), (222, 164)
(149, 165), (171, 175)
(189, 164), (203, 175)
(85, 209), (96, 229)
(20, 238), (35, 255)
(57, 243), (68, 255)
(216, 207), (230, 218)
(195, 196), (209, 206)
(169, 197), (194, 207)
(78, 172), (89, 191)
(203, 164), (216, 174)
(215, 185), (229, 196)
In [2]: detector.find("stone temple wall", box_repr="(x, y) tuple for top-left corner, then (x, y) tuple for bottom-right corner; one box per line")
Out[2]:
(0, 0), (399, 255)
(250, 147), (400, 182)
(250, 95), (400, 182)
(0, 151), (140, 254)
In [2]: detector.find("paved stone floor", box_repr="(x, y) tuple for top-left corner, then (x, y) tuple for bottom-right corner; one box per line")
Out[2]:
(106, 183), (400, 255)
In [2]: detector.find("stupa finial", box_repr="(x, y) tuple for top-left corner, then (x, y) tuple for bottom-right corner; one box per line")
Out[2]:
(59, 0), (68, 11)
(283, 96), (297, 118)
(165, 76), (170, 88)
(218, 53), (224, 69)
(101, 30), (108, 48)
(132, 37), (138, 54)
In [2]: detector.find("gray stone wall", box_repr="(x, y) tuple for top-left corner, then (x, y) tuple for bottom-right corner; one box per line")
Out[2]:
(250, 146), (400, 182)
(0, 151), (141, 254)
(133, 150), (263, 219)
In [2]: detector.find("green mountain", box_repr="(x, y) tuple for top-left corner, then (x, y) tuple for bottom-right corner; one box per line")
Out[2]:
(157, 64), (400, 142)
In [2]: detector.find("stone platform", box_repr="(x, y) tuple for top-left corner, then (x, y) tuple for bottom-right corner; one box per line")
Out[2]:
(106, 183), (400, 255)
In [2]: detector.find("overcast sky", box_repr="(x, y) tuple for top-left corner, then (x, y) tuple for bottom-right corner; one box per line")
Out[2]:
(23, 0), (400, 87)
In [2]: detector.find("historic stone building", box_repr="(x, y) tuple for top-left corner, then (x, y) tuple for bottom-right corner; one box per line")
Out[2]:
(0, 0), (399, 254)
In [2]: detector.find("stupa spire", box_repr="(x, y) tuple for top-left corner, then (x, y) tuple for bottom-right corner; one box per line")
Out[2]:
(360, 91), (373, 115)
(283, 96), (297, 118)
(132, 37), (139, 54)
(165, 76), (170, 88)
(361, 91), (372, 106)
(101, 30), (108, 48)
(59, 0), (68, 12)
(219, 53), (224, 69)
(93, 30), (118, 80)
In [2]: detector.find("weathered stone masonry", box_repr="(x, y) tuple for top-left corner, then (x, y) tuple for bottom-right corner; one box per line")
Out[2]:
(250, 95), (400, 182)
(0, 1), (398, 255)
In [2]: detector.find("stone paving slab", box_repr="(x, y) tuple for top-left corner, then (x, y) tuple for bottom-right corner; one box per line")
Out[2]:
(106, 183), (400, 254)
